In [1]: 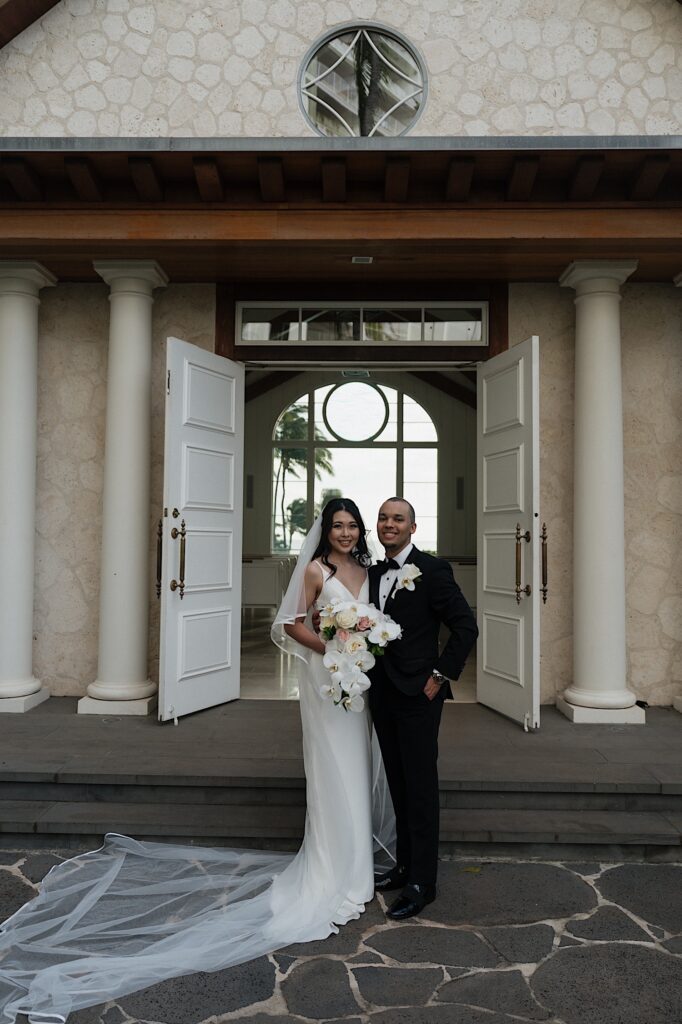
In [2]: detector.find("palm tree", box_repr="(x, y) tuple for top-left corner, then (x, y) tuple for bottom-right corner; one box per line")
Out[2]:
(354, 31), (387, 136)
(273, 406), (334, 550)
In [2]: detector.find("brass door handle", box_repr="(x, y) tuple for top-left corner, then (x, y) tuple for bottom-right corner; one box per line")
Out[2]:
(155, 517), (163, 599)
(170, 518), (186, 599)
(541, 522), (548, 604)
(515, 522), (531, 604)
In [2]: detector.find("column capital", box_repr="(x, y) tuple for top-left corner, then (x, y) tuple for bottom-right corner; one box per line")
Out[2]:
(559, 260), (638, 292)
(93, 260), (169, 291)
(0, 261), (57, 296)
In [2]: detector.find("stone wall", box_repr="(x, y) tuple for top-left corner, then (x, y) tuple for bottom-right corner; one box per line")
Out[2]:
(0, 0), (679, 137)
(33, 283), (215, 697)
(509, 282), (682, 707)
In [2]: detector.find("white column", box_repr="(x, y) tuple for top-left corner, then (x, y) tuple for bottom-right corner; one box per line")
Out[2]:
(674, 272), (682, 716)
(557, 260), (645, 724)
(79, 261), (168, 715)
(0, 262), (56, 712)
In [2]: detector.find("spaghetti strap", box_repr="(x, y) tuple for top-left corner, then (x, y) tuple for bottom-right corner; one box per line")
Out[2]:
(313, 558), (332, 580)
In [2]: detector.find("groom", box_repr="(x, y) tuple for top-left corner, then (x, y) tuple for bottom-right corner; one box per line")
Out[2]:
(369, 498), (478, 920)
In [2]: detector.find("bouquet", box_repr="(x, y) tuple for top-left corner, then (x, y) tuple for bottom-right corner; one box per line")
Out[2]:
(317, 598), (402, 712)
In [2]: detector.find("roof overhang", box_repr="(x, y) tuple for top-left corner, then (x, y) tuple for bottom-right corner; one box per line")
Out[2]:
(0, 136), (680, 283)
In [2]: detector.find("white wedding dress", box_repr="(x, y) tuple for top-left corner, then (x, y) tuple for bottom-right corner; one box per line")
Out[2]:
(0, 563), (391, 1024)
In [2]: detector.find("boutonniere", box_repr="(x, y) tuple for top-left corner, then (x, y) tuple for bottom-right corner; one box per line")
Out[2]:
(393, 564), (422, 596)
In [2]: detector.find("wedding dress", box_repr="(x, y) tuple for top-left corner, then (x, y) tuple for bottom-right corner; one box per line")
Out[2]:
(0, 520), (394, 1024)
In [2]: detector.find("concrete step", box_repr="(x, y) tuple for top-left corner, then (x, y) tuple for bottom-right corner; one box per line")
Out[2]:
(2, 781), (680, 814)
(1, 800), (680, 850)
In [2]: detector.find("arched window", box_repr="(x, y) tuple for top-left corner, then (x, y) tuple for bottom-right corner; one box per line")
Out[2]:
(272, 381), (438, 555)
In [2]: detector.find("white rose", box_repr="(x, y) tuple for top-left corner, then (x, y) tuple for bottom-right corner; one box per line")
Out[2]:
(336, 606), (359, 630)
(344, 634), (367, 655)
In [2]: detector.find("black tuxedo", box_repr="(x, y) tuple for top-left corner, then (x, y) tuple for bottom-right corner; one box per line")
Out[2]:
(368, 546), (478, 887)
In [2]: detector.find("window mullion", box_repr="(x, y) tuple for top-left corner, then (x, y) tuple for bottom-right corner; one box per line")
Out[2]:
(397, 389), (404, 495)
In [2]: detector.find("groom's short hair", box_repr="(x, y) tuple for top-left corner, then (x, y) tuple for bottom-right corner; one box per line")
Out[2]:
(384, 497), (416, 524)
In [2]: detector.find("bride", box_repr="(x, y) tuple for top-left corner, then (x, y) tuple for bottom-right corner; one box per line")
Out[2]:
(0, 498), (394, 1024)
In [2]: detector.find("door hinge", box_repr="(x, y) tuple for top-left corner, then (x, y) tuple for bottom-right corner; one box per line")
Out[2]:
(167, 370), (171, 394)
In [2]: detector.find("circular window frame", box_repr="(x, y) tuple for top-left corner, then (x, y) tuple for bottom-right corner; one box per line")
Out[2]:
(297, 21), (429, 139)
(322, 381), (390, 442)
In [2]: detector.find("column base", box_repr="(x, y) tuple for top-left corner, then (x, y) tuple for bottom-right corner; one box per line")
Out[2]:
(556, 696), (645, 724)
(87, 679), (157, 701)
(0, 686), (50, 713)
(78, 694), (158, 716)
(673, 696), (682, 715)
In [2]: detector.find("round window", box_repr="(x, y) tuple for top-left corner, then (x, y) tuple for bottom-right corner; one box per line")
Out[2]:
(299, 25), (426, 138)
(323, 382), (389, 442)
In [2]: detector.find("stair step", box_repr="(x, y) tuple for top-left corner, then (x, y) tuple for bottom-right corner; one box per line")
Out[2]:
(1, 801), (679, 847)
(440, 808), (682, 845)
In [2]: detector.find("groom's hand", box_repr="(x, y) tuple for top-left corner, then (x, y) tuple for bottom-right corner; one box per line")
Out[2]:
(311, 609), (321, 634)
(423, 677), (440, 701)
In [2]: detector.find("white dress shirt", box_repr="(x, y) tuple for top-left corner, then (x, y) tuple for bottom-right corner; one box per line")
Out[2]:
(379, 543), (414, 611)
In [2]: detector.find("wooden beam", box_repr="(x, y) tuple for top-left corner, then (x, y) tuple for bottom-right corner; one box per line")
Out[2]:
(569, 155), (604, 201)
(0, 0), (60, 49)
(506, 157), (539, 202)
(410, 371), (476, 409)
(128, 157), (163, 202)
(384, 157), (410, 203)
(257, 157), (285, 202)
(0, 208), (678, 247)
(321, 158), (346, 202)
(193, 157), (224, 202)
(1, 157), (42, 200)
(630, 155), (670, 201)
(65, 158), (103, 202)
(445, 157), (474, 202)
(246, 371), (301, 403)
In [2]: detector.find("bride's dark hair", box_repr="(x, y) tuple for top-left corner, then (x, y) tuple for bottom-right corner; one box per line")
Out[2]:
(312, 498), (372, 576)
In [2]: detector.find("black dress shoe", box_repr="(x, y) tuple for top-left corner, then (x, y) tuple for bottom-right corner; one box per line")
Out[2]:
(386, 883), (436, 920)
(374, 865), (409, 893)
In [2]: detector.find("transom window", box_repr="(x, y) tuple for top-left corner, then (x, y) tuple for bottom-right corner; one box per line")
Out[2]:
(299, 25), (426, 138)
(238, 302), (488, 346)
(272, 382), (438, 555)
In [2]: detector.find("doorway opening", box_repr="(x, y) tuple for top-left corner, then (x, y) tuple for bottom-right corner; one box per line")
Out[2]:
(240, 367), (477, 701)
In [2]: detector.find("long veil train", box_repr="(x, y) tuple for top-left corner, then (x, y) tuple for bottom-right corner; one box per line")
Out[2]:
(0, 519), (395, 1024)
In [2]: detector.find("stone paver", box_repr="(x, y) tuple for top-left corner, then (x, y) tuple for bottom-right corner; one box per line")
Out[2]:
(425, 861), (597, 927)
(118, 958), (276, 1023)
(281, 959), (359, 1018)
(481, 923), (555, 963)
(439, 968), (551, 1019)
(352, 965), (443, 1008)
(366, 923), (499, 968)
(596, 863), (682, 934)
(566, 905), (653, 942)
(531, 944), (682, 1024)
(1, 851), (681, 1024)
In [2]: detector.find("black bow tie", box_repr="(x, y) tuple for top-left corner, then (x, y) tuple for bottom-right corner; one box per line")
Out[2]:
(379, 558), (400, 576)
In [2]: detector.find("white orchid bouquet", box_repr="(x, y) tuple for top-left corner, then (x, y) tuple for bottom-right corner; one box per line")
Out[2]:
(317, 599), (402, 713)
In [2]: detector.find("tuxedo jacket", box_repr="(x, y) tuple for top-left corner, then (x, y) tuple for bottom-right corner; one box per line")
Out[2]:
(368, 546), (478, 698)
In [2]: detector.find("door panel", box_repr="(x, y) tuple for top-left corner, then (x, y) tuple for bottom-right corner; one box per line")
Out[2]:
(159, 338), (244, 722)
(477, 336), (540, 729)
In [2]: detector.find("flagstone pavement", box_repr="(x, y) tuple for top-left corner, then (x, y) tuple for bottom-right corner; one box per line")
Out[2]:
(2, 852), (681, 1024)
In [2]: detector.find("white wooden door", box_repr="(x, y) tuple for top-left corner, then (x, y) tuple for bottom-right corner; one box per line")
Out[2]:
(159, 338), (244, 722)
(476, 336), (540, 730)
